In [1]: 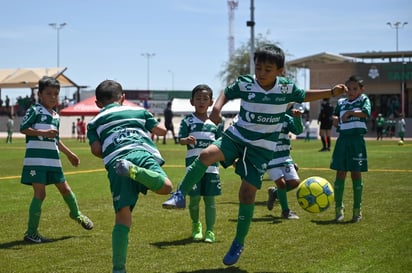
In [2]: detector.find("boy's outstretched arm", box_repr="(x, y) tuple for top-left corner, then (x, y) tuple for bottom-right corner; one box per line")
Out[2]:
(209, 92), (229, 125)
(304, 84), (347, 102)
(151, 123), (167, 137)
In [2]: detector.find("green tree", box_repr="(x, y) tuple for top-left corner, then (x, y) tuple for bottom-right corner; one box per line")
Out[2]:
(219, 33), (295, 86)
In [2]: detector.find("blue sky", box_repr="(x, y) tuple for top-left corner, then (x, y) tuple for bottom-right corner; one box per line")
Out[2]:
(1, 0), (411, 103)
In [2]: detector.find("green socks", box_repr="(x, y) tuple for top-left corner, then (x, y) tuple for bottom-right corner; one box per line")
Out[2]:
(277, 188), (289, 212)
(27, 197), (43, 235)
(129, 165), (165, 191)
(112, 224), (130, 272)
(333, 178), (345, 209)
(352, 179), (363, 209)
(204, 196), (216, 232)
(234, 203), (254, 245)
(189, 196), (201, 223)
(63, 191), (80, 218)
(179, 158), (208, 195)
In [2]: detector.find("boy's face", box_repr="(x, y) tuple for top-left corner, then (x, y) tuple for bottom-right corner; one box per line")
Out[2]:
(345, 81), (363, 101)
(190, 90), (213, 114)
(254, 61), (284, 90)
(38, 86), (59, 110)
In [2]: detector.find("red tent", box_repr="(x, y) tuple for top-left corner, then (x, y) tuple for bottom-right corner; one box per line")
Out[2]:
(59, 96), (139, 116)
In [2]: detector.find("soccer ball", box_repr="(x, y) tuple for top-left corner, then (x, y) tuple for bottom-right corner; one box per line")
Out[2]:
(398, 140), (404, 145)
(296, 176), (334, 213)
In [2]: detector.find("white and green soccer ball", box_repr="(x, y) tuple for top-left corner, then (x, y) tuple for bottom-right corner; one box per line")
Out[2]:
(296, 176), (334, 213)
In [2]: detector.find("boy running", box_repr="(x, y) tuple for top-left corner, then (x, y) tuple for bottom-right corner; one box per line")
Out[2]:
(162, 44), (347, 265)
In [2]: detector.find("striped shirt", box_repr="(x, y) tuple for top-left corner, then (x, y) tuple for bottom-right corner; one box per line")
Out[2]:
(178, 113), (223, 174)
(334, 94), (371, 135)
(268, 114), (303, 168)
(87, 103), (164, 168)
(224, 75), (305, 152)
(20, 104), (62, 170)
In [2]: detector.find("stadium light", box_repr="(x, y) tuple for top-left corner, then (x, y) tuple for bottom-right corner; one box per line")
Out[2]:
(49, 23), (67, 67)
(386, 21), (408, 51)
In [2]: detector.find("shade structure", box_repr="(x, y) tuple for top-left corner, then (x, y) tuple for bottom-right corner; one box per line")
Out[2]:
(0, 67), (77, 89)
(59, 96), (139, 116)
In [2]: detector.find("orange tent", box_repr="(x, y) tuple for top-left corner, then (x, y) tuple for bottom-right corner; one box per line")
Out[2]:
(60, 96), (139, 116)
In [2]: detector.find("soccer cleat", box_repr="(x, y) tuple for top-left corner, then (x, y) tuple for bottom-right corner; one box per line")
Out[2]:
(266, 187), (277, 211)
(204, 230), (215, 243)
(24, 232), (53, 243)
(115, 159), (133, 177)
(352, 209), (362, 223)
(162, 190), (186, 209)
(192, 222), (203, 241)
(335, 207), (345, 223)
(281, 210), (300, 220)
(71, 213), (94, 230)
(223, 240), (244, 266)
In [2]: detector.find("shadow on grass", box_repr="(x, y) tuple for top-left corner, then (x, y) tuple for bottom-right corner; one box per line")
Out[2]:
(176, 267), (249, 273)
(311, 219), (355, 225)
(0, 235), (74, 250)
(150, 237), (200, 249)
(227, 214), (283, 225)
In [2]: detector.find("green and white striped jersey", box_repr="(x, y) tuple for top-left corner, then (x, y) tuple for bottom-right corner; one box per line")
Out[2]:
(178, 113), (223, 174)
(224, 75), (305, 152)
(334, 94), (371, 135)
(20, 104), (62, 171)
(87, 103), (164, 168)
(268, 114), (303, 169)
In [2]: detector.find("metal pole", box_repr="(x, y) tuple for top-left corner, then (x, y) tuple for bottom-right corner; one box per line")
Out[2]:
(141, 53), (155, 90)
(387, 21), (408, 52)
(168, 70), (174, 90)
(49, 23), (66, 67)
(247, 0), (255, 75)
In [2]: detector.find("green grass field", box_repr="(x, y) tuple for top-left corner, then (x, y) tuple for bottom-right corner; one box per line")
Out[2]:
(0, 138), (411, 273)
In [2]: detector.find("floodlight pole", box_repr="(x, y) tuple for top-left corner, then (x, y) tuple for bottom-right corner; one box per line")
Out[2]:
(387, 21), (408, 117)
(168, 70), (175, 90)
(386, 21), (408, 52)
(49, 23), (67, 67)
(246, 0), (255, 74)
(141, 53), (156, 90)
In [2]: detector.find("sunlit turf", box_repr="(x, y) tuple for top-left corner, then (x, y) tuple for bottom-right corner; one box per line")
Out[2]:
(0, 138), (411, 273)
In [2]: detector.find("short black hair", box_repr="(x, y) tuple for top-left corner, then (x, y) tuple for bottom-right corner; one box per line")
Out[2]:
(254, 44), (285, 69)
(346, 75), (364, 88)
(95, 80), (123, 104)
(191, 84), (213, 99)
(38, 76), (60, 93)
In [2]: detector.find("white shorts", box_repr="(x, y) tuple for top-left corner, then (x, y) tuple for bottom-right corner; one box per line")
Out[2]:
(267, 163), (299, 181)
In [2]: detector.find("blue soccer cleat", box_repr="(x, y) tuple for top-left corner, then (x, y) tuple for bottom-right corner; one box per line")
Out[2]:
(162, 190), (186, 209)
(223, 240), (244, 266)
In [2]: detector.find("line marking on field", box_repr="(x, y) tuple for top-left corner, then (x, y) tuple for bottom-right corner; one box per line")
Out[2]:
(1, 166), (411, 181)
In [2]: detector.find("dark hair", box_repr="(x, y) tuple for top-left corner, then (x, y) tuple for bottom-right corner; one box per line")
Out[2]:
(38, 76), (60, 93)
(95, 80), (123, 104)
(346, 75), (364, 88)
(254, 44), (285, 69)
(191, 84), (213, 99)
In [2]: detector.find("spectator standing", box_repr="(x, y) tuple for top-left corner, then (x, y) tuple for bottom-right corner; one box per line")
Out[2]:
(163, 101), (178, 144)
(6, 113), (14, 144)
(318, 98), (334, 151)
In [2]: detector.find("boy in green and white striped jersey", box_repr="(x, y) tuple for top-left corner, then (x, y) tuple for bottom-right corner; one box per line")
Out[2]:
(87, 80), (173, 273)
(330, 75), (371, 223)
(163, 44), (347, 265)
(178, 84), (223, 243)
(266, 105), (304, 220)
(20, 76), (93, 244)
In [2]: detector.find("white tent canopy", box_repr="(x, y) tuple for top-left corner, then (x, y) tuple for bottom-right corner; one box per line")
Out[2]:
(171, 98), (240, 115)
